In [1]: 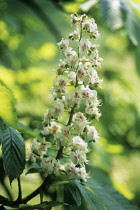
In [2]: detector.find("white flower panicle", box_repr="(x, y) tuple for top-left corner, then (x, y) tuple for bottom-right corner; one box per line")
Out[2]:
(27, 13), (103, 182)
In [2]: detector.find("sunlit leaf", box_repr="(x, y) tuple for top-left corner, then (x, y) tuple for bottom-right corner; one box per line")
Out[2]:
(125, 3), (140, 46)
(80, 0), (98, 12)
(0, 82), (18, 129)
(99, 0), (124, 30)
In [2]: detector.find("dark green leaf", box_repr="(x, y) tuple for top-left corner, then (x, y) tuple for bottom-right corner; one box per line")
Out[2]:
(70, 179), (105, 210)
(2, 126), (25, 183)
(135, 47), (140, 75)
(99, 0), (124, 30)
(69, 180), (82, 206)
(0, 118), (6, 145)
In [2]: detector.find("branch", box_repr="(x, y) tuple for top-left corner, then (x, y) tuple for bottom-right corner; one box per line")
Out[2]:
(15, 177), (22, 202)
(13, 176), (53, 204)
(19, 0), (62, 42)
(1, 181), (13, 201)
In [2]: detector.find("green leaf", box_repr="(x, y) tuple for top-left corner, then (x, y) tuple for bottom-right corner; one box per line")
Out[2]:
(128, 0), (140, 12)
(70, 179), (105, 210)
(80, 0), (98, 12)
(86, 166), (139, 210)
(2, 126), (25, 183)
(17, 122), (42, 141)
(0, 83), (18, 129)
(86, 165), (112, 186)
(3, 206), (18, 210)
(99, 0), (124, 30)
(125, 4), (140, 46)
(0, 119), (6, 145)
(69, 180), (82, 207)
(95, 186), (139, 210)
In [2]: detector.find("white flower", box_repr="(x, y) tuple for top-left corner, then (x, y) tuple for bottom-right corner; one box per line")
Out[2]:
(80, 85), (94, 100)
(82, 18), (100, 39)
(75, 167), (89, 181)
(69, 28), (80, 41)
(90, 49), (103, 67)
(73, 112), (88, 134)
(42, 121), (61, 136)
(82, 18), (95, 32)
(57, 38), (69, 51)
(40, 138), (51, 151)
(26, 151), (36, 163)
(31, 138), (40, 152)
(77, 64), (86, 80)
(88, 67), (98, 84)
(64, 47), (77, 58)
(65, 162), (76, 179)
(87, 125), (100, 141)
(67, 54), (78, 68)
(71, 13), (80, 26)
(68, 72), (76, 83)
(72, 136), (88, 152)
(42, 157), (60, 176)
(65, 92), (75, 108)
(43, 109), (52, 125)
(57, 59), (68, 75)
(79, 38), (92, 54)
(80, 57), (92, 69)
(51, 98), (64, 118)
(70, 150), (88, 164)
(85, 106), (101, 120)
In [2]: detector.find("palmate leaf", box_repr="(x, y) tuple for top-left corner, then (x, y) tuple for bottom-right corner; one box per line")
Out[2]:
(2, 126), (25, 183)
(0, 83), (18, 129)
(99, 0), (124, 30)
(70, 179), (105, 210)
(95, 186), (139, 210)
(85, 165), (139, 210)
(69, 180), (82, 207)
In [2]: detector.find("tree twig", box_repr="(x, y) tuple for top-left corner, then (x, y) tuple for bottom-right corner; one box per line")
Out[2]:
(16, 177), (22, 202)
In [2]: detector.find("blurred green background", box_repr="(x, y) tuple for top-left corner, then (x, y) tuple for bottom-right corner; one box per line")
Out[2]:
(0, 0), (140, 209)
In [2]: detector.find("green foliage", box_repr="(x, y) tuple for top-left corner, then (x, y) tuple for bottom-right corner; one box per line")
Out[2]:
(99, 0), (140, 45)
(0, 83), (18, 129)
(0, 0), (140, 209)
(99, 0), (124, 30)
(69, 180), (82, 207)
(67, 166), (139, 210)
(2, 125), (25, 183)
